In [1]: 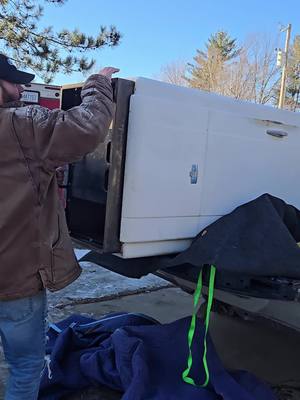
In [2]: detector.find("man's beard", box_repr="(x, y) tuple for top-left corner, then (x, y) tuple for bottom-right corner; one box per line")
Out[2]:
(0, 85), (22, 108)
(1, 85), (16, 104)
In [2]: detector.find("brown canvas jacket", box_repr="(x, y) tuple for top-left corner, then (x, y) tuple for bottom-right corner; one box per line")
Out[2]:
(0, 74), (113, 300)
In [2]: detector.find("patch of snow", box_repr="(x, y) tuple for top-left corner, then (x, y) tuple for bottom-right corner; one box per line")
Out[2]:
(48, 257), (171, 309)
(74, 249), (91, 260)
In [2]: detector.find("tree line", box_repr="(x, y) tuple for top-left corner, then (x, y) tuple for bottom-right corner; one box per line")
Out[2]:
(0, 2), (298, 110)
(160, 31), (300, 111)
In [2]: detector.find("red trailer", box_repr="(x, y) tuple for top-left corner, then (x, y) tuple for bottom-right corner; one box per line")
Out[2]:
(21, 82), (61, 109)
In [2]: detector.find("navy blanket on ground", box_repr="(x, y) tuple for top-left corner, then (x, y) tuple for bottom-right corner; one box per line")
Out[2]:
(39, 313), (276, 400)
(80, 194), (300, 279)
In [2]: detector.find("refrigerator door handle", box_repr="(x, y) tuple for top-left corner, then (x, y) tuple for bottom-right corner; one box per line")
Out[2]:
(266, 129), (288, 138)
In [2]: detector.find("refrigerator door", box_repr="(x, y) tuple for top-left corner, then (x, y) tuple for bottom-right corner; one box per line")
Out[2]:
(62, 78), (135, 253)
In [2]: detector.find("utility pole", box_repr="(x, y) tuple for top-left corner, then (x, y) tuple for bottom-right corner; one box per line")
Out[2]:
(278, 23), (292, 109)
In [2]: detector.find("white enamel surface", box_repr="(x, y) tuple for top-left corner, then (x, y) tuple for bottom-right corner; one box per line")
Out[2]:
(119, 78), (300, 258)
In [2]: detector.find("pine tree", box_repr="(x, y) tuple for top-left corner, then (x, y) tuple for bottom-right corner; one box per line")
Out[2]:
(186, 31), (240, 93)
(207, 31), (240, 61)
(185, 32), (279, 104)
(0, 0), (121, 82)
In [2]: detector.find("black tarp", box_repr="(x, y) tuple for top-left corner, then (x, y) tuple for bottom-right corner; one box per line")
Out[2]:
(80, 194), (300, 279)
(167, 194), (300, 278)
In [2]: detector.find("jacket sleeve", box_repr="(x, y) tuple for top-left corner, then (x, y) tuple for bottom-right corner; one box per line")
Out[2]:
(12, 74), (114, 170)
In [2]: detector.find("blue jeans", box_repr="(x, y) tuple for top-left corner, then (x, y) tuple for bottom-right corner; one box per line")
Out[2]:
(0, 290), (47, 400)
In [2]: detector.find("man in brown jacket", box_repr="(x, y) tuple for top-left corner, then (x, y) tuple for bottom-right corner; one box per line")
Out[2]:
(0, 53), (118, 399)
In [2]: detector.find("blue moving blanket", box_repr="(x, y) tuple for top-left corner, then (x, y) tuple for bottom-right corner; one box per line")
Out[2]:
(39, 313), (276, 400)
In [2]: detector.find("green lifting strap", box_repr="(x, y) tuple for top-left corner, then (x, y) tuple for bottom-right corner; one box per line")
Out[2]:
(182, 265), (216, 387)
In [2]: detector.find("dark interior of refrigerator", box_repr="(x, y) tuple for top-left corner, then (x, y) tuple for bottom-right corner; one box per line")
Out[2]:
(60, 79), (135, 253)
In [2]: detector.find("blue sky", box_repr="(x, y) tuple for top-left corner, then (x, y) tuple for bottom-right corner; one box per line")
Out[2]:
(38, 0), (300, 84)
